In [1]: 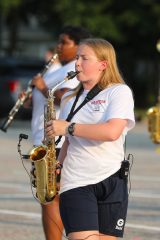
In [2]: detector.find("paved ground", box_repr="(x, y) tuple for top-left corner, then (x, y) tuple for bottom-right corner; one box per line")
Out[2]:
(0, 119), (160, 240)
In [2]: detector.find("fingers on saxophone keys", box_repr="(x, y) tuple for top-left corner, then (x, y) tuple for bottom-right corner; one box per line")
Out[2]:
(46, 127), (54, 137)
(46, 120), (55, 137)
(46, 120), (53, 125)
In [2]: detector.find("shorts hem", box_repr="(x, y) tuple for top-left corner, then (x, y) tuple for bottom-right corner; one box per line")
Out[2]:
(66, 227), (99, 236)
(100, 230), (124, 238)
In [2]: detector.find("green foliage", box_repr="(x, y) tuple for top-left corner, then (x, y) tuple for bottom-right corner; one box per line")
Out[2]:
(1, 0), (160, 109)
(51, 0), (124, 41)
(0, 0), (22, 14)
(1, 0), (160, 56)
(1, 0), (160, 49)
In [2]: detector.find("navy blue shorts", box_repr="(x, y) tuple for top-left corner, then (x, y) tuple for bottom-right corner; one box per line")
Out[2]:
(59, 171), (128, 237)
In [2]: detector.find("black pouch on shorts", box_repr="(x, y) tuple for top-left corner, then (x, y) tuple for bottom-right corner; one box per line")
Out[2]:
(120, 159), (130, 180)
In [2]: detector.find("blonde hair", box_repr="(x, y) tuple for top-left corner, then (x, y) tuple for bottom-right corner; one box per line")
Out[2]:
(64, 38), (124, 101)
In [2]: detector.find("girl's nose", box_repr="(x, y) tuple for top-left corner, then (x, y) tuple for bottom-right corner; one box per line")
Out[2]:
(75, 58), (80, 66)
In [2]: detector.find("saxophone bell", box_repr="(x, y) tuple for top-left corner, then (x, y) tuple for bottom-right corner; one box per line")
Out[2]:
(29, 144), (57, 204)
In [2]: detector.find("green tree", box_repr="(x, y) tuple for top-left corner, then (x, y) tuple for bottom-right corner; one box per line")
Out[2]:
(1, 0), (160, 107)
(0, 0), (24, 55)
(1, 0), (160, 58)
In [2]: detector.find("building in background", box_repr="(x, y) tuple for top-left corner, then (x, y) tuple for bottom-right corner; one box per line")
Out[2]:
(0, 16), (55, 59)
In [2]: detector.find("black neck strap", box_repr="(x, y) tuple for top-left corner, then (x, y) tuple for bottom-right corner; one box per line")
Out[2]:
(66, 84), (102, 122)
(66, 85), (83, 122)
(55, 84), (102, 146)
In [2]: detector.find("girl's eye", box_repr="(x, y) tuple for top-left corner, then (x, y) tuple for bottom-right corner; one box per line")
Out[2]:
(75, 56), (89, 60)
(83, 57), (88, 60)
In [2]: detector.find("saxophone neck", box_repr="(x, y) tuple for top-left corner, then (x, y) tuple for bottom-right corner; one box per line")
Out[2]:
(50, 79), (66, 96)
(50, 70), (80, 96)
(43, 90), (56, 144)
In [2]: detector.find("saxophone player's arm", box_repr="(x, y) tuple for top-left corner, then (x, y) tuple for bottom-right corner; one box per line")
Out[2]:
(19, 91), (32, 108)
(56, 137), (69, 191)
(54, 88), (71, 105)
(46, 119), (127, 141)
(31, 74), (70, 104)
(31, 74), (48, 98)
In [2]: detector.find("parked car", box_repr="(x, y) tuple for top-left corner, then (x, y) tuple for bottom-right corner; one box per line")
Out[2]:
(0, 56), (44, 120)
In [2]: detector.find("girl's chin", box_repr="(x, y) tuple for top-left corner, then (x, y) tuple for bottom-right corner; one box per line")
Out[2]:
(77, 77), (85, 81)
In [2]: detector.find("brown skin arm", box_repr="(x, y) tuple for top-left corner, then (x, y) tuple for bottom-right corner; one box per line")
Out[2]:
(57, 137), (69, 165)
(31, 74), (48, 98)
(56, 138), (69, 191)
(54, 88), (70, 105)
(31, 74), (70, 105)
(19, 91), (32, 109)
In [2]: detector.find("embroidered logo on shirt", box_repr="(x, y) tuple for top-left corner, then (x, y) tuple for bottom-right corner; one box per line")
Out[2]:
(91, 100), (106, 111)
(115, 219), (124, 230)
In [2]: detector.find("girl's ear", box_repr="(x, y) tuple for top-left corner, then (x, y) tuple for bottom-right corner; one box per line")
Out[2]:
(99, 60), (108, 71)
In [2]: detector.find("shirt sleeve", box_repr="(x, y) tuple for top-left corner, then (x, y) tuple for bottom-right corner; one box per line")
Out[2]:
(46, 61), (79, 90)
(106, 84), (135, 130)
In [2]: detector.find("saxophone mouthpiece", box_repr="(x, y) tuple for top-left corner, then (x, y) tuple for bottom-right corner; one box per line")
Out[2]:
(67, 71), (80, 80)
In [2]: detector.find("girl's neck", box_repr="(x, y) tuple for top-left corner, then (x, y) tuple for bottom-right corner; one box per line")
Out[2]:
(82, 80), (99, 90)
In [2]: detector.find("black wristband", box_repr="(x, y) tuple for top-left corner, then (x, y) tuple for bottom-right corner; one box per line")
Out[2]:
(68, 122), (76, 136)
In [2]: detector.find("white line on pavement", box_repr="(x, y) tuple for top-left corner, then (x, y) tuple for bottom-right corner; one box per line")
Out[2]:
(0, 194), (32, 199)
(0, 209), (40, 218)
(0, 182), (30, 191)
(130, 191), (160, 199)
(0, 174), (160, 189)
(1, 191), (160, 200)
(0, 209), (160, 232)
(132, 176), (160, 182)
(126, 223), (160, 232)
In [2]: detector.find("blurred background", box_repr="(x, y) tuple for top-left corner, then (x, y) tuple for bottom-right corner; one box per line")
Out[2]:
(0, 0), (160, 120)
(0, 1), (160, 240)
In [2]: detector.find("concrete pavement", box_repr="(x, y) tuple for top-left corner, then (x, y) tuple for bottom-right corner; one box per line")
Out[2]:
(0, 120), (160, 240)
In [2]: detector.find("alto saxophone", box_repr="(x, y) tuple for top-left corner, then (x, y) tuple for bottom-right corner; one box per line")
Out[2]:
(18, 71), (79, 205)
(147, 97), (160, 144)
(1, 54), (58, 132)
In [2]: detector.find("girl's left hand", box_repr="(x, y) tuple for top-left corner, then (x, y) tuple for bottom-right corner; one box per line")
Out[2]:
(45, 120), (70, 138)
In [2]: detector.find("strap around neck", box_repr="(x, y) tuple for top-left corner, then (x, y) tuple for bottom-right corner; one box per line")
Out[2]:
(55, 84), (102, 146)
(66, 84), (102, 122)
